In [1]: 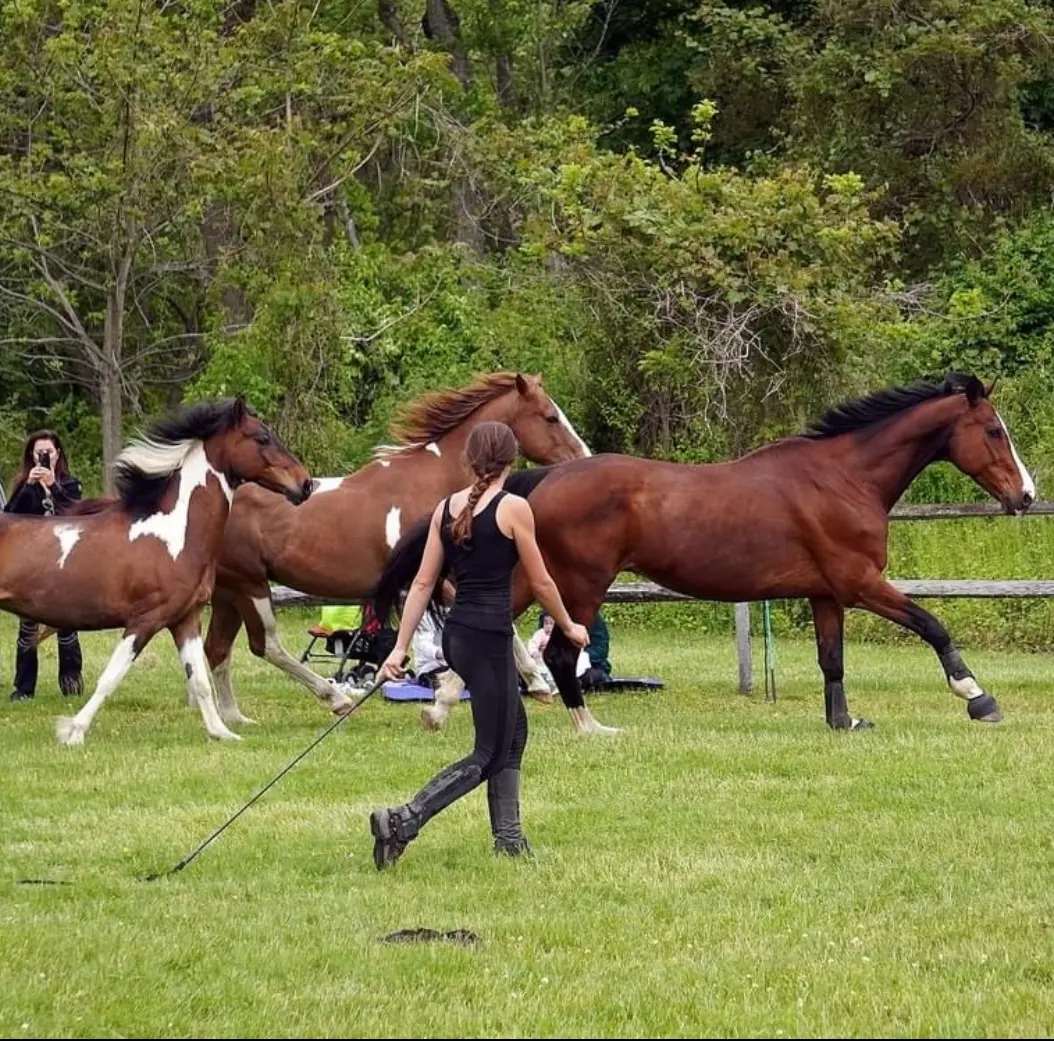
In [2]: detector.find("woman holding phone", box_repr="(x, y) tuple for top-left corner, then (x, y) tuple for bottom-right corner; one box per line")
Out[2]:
(4, 429), (84, 700)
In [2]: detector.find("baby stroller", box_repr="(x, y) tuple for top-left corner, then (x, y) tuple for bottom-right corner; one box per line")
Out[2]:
(299, 602), (398, 687)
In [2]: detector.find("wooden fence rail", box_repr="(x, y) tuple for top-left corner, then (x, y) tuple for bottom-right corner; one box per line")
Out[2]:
(267, 499), (1054, 694)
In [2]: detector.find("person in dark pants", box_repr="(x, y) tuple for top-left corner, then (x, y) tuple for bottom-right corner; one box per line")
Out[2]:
(4, 429), (84, 701)
(371, 420), (590, 868)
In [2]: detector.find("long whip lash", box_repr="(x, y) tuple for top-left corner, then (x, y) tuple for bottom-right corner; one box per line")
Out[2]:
(139, 675), (386, 882)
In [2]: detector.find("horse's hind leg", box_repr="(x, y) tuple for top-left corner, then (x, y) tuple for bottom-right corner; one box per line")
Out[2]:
(204, 591), (255, 726)
(421, 668), (465, 731)
(810, 597), (873, 732)
(172, 611), (241, 742)
(853, 576), (1002, 723)
(513, 631), (553, 703)
(243, 594), (355, 716)
(56, 631), (144, 746)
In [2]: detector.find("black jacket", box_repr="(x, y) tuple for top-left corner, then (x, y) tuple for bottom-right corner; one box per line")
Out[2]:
(4, 475), (83, 516)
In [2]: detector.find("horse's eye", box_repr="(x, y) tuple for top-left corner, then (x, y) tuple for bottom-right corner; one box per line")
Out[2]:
(253, 432), (271, 445)
(545, 415), (559, 424)
(986, 427), (1004, 440)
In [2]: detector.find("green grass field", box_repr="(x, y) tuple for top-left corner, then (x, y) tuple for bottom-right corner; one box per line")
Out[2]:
(3, 608), (1054, 1038)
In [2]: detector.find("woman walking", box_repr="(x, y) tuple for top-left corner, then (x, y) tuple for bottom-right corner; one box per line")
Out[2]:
(370, 420), (589, 868)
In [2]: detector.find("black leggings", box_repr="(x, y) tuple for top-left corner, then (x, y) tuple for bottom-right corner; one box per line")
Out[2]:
(442, 620), (527, 776)
(398, 620), (528, 834)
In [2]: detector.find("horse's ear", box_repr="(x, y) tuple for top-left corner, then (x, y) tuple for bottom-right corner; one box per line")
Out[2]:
(965, 375), (986, 406)
(515, 374), (529, 396)
(232, 393), (247, 422)
(986, 376), (999, 398)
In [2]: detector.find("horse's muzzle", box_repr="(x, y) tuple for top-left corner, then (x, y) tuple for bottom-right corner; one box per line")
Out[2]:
(1003, 490), (1034, 516)
(287, 478), (313, 505)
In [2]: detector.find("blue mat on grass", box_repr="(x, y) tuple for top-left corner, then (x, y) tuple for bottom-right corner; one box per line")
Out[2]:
(383, 681), (471, 703)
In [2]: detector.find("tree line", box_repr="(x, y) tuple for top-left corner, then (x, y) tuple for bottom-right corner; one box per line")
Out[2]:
(2, 0), (1053, 505)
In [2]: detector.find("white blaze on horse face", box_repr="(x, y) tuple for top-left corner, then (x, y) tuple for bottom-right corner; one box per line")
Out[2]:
(127, 442), (226, 561)
(54, 524), (81, 568)
(313, 477), (344, 495)
(554, 403), (592, 457)
(426, 442), (442, 457)
(385, 506), (402, 549)
(996, 413), (1037, 501)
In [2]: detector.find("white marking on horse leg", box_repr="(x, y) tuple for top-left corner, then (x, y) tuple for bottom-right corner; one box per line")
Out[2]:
(554, 403), (592, 457)
(996, 412), (1036, 502)
(312, 477), (344, 495)
(567, 705), (621, 736)
(385, 506), (402, 550)
(421, 669), (464, 731)
(180, 636), (240, 741)
(53, 525), (81, 568)
(56, 634), (138, 746)
(426, 442), (442, 457)
(212, 652), (256, 726)
(250, 596), (354, 712)
(949, 674), (987, 701)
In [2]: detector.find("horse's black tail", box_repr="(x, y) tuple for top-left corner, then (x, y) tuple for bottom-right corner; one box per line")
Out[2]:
(367, 463), (564, 629)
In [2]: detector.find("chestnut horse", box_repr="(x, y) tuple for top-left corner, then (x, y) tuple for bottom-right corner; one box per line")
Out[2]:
(0, 396), (312, 746)
(372, 372), (1035, 733)
(201, 372), (592, 725)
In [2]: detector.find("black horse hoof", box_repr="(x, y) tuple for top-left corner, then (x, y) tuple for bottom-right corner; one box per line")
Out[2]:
(967, 695), (1002, 723)
(850, 717), (875, 731)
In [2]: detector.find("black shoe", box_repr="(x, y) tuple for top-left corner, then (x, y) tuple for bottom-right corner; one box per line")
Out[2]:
(488, 768), (532, 857)
(370, 761), (484, 870)
(369, 806), (416, 870)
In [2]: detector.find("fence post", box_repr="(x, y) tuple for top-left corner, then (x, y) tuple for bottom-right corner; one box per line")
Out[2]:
(734, 602), (752, 694)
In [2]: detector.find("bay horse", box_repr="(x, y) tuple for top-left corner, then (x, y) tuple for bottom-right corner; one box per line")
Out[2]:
(371, 372), (1036, 733)
(0, 396), (313, 746)
(201, 372), (592, 725)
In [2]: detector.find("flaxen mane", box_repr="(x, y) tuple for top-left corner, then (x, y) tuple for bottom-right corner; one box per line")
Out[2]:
(803, 372), (984, 440)
(373, 372), (524, 461)
(64, 397), (249, 520)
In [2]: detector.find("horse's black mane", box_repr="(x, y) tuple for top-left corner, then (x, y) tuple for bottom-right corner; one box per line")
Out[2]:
(76, 397), (250, 520)
(803, 371), (984, 440)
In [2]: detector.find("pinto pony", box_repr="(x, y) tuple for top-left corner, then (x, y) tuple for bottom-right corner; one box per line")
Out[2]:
(201, 372), (592, 725)
(0, 396), (312, 746)
(372, 372), (1036, 733)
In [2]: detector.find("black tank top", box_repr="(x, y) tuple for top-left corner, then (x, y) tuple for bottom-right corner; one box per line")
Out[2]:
(440, 490), (520, 634)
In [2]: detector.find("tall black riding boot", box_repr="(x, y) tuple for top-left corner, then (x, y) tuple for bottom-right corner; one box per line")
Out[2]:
(11, 619), (38, 701)
(487, 768), (531, 856)
(57, 630), (84, 697)
(369, 759), (483, 869)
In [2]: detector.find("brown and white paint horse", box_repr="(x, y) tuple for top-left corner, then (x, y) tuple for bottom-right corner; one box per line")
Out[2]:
(201, 372), (592, 724)
(374, 373), (1036, 733)
(0, 396), (312, 746)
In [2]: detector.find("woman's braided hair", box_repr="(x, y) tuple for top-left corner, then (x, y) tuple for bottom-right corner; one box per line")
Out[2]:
(450, 421), (519, 547)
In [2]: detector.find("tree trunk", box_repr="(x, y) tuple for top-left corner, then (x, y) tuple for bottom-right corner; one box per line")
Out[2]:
(99, 286), (124, 495)
(489, 0), (514, 107)
(202, 201), (253, 331)
(424, 0), (471, 89)
(422, 0), (484, 253)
